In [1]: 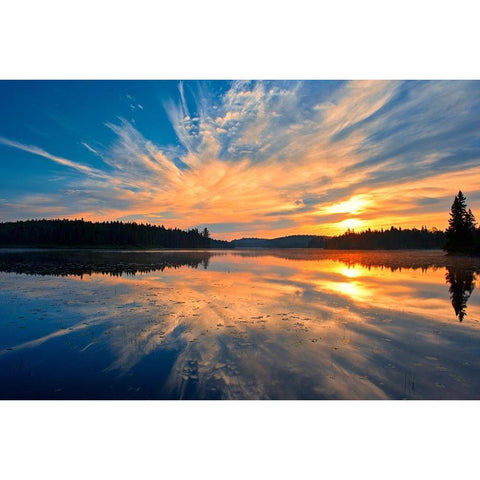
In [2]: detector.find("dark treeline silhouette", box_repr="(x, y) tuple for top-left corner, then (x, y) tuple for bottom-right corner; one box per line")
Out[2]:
(2, 191), (479, 253)
(444, 191), (480, 255)
(0, 219), (230, 249)
(0, 249), (218, 277)
(318, 226), (445, 250)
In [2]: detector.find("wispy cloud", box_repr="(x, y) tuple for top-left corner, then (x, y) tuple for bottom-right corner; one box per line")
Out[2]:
(0, 136), (105, 179)
(80, 141), (100, 156)
(1, 81), (480, 238)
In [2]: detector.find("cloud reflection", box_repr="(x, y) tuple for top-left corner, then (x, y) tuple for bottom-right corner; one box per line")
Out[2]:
(1, 250), (480, 399)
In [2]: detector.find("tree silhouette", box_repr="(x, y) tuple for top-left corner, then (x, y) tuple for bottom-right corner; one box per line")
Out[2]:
(466, 208), (477, 231)
(0, 219), (228, 249)
(324, 226), (445, 250)
(445, 265), (476, 322)
(445, 191), (477, 253)
(0, 249), (215, 277)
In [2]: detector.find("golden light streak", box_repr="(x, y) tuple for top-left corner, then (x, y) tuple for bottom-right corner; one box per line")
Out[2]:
(322, 195), (371, 215)
(4, 81), (480, 240)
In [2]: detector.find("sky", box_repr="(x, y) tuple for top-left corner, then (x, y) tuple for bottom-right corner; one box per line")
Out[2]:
(1, 80), (480, 240)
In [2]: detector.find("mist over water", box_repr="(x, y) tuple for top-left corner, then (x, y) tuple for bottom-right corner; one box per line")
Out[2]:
(0, 249), (479, 399)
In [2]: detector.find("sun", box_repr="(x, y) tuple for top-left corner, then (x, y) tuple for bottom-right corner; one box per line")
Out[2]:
(339, 218), (365, 231)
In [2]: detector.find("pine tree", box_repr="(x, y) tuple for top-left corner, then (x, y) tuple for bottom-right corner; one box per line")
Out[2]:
(465, 208), (477, 232)
(445, 191), (477, 253)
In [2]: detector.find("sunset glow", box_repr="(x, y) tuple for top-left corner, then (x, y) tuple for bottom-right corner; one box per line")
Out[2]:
(1, 80), (480, 239)
(339, 218), (365, 231)
(323, 195), (371, 215)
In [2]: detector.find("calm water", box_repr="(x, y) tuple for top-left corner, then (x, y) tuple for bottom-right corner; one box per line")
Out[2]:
(0, 248), (479, 400)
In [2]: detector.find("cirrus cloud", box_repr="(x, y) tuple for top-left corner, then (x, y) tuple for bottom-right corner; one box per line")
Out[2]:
(1, 80), (480, 239)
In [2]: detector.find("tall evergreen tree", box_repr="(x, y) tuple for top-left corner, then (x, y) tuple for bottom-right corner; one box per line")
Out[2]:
(465, 208), (477, 232)
(445, 191), (477, 253)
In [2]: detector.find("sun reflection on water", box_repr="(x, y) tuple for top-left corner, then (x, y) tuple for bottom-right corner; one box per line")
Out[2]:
(339, 266), (363, 278)
(0, 249), (479, 399)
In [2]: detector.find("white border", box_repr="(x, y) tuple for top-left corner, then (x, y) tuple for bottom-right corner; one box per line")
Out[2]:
(1, 1), (479, 478)
(1, 0), (480, 79)
(1, 401), (478, 479)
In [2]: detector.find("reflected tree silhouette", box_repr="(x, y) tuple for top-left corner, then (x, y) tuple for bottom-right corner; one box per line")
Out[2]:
(2, 249), (480, 325)
(0, 250), (217, 277)
(445, 266), (477, 322)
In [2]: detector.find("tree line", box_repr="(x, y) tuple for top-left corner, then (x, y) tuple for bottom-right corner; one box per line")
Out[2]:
(0, 219), (229, 249)
(315, 226), (446, 250)
(0, 191), (478, 252)
(308, 191), (478, 253)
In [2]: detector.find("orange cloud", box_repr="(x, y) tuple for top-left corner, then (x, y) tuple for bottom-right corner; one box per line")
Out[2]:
(3, 81), (480, 239)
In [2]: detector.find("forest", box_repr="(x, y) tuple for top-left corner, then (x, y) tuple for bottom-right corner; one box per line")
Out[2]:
(444, 191), (480, 255)
(0, 191), (478, 252)
(0, 219), (229, 249)
(318, 226), (446, 250)
(316, 191), (479, 253)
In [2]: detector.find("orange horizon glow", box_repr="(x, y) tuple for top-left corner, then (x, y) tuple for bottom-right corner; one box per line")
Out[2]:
(2, 81), (479, 241)
(42, 168), (478, 241)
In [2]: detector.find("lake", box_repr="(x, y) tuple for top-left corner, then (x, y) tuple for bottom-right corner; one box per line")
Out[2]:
(0, 248), (479, 400)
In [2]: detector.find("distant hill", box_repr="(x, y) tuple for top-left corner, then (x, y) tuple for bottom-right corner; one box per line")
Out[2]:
(231, 235), (328, 248)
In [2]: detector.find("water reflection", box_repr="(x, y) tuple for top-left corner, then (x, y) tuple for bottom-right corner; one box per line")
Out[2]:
(0, 249), (214, 276)
(0, 249), (479, 399)
(445, 266), (477, 322)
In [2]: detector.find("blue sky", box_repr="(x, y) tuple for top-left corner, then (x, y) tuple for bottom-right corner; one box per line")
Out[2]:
(1, 80), (480, 239)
